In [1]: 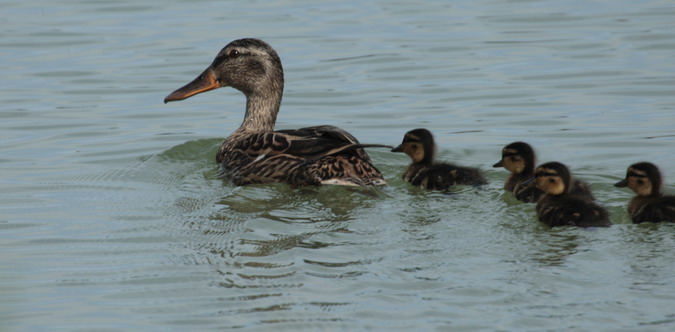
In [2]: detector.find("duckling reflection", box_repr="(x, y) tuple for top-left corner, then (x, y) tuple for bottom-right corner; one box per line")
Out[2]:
(525, 162), (611, 228)
(392, 129), (486, 190)
(615, 162), (675, 223)
(494, 142), (595, 202)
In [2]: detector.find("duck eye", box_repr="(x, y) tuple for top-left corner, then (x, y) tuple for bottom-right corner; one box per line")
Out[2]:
(637, 179), (644, 185)
(228, 50), (241, 58)
(549, 178), (555, 183)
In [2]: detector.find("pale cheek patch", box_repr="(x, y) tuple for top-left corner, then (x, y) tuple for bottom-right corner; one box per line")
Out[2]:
(630, 177), (653, 196)
(506, 156), (525, 174)
(537, 176), (565, 195)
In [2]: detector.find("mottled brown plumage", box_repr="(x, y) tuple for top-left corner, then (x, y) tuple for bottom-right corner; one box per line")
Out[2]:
(526, 162), (611, 228)
(164, 39), (390, 186)
(615, 162), (675, 223)
(392, 129), (486, 190)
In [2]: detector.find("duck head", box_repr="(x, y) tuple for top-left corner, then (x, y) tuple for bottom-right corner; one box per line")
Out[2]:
(614, 162), (662, 197)
(523, 161), (571, 196)
(164, 38), (284, 103)
(391, 128), (436, 165)
(493, 141), (536, 175)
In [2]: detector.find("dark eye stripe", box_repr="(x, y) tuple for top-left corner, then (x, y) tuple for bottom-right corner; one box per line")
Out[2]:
(628, 171), (647, 178)
(535, 172), (557, 177)
(212, 55), (227, 68)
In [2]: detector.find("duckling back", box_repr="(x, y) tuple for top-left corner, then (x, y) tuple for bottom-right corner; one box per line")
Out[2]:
(404, 163), (487, 190)
(536, 195), (611, 227)
(626, 196), (675, 223)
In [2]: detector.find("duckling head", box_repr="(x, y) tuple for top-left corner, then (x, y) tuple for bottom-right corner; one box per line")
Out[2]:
(493, 141), (536, 175)
(391, 128), (436, 165)
(614, 162), (661, 196)
(529, 161), (570, 196)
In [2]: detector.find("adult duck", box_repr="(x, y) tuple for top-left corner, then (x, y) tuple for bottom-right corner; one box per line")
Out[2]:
(164, 38), (390, 186)
(615, 162), (675, 223)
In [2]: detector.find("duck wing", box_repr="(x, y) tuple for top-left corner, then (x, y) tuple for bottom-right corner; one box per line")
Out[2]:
(232, 125), (389, 161)
(225, 125), (390, 186)
(276, 125), (391, 160)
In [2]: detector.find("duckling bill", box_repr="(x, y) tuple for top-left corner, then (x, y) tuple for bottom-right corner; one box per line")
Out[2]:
(615, 162), (675, 223)
(526, 162), (610, 228)
(392, 129), (486, 190)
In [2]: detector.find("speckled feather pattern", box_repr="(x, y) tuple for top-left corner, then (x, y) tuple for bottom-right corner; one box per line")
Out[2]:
(166, 39), (388, 187)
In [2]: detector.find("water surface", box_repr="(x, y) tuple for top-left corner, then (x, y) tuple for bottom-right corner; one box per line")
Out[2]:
(2, 0), (675, 330)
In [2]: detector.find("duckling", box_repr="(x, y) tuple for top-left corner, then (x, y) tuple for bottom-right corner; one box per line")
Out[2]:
(391, 129), (487, 190)
(164, 38), (390, 186)
(493, 142), (595, 202)
(526, 162), (611, 227)
(493, 142), (542, 202)
(614, 162), (675, 223)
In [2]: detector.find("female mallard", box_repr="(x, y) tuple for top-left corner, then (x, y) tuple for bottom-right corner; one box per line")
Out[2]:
(493, 141), (595, 202)
(525, 162), (610, 227)
(614, 162), (675, 223)
(391, 128), (486, 190)
(164, 38), (390, 186)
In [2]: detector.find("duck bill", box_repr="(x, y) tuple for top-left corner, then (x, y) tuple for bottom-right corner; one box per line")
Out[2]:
(164, 69), (220, 103)
(521, 177), (534, 186)
(614, 178), (628, 188)
(391, 144), (403, 152)
(492, 160), (504, 168)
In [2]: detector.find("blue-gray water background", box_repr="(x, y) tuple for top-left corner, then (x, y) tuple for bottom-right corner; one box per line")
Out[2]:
(2, 0), (675, 330)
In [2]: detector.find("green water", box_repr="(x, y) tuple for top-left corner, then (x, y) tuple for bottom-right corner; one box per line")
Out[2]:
(2, 0), (675, 330)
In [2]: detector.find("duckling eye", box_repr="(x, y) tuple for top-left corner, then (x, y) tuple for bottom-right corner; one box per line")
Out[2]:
(548, 178), (555, 183)
(637, 179), (644, 185)
(228, 50), (241, 58)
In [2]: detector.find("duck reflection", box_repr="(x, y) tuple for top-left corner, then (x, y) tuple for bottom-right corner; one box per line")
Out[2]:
(530, 230), (581, 266)
(178, 185), (382, 293)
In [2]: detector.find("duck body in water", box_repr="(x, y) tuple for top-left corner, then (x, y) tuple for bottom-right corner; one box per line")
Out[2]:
(392, 129), (486, 190)
(526, 162), (611, 228)
(493, 141), (595, 203)
(493, 142), (542, 202)
(164, 38), (390, 186)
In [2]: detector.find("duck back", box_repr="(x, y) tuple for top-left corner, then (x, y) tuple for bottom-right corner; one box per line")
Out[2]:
(536, 195), (611, 228)
(628, 195), (675, 223)
(405, 163), (486, 190)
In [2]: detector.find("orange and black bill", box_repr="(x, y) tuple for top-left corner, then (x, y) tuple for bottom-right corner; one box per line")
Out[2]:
(164, 69), (219, 103)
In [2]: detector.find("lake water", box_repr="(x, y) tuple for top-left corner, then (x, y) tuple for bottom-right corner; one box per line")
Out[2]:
(2, 0), (675, 330)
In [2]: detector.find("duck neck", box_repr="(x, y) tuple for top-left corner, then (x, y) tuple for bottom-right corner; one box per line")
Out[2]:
(236, 88), (282, 134)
